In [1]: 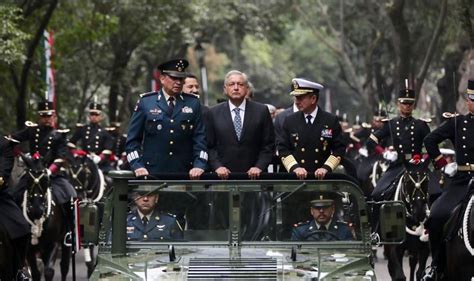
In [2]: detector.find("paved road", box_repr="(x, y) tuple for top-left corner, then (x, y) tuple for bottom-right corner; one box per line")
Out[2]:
(54, 247), (427, 280)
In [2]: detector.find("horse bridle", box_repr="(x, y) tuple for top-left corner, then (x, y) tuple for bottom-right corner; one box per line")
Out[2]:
(68, 163), (91, 190)
(403, 172), (428, 203)
(27, 169), (50, 198)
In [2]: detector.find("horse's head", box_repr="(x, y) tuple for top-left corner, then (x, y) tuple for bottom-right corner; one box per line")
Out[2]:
(67, 150), (101, 200)
(20, 153), (51, 220)
(401, 160), (430, 224)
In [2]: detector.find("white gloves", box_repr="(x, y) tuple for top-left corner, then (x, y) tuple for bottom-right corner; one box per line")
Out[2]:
(383, 150), (398, 162)
(358, 147), (369, 157)
(443, 162), (458, 177)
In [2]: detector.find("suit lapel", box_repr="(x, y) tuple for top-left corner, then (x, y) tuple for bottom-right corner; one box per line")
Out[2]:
(240, 102), (252, 141)
(222, 102), (239, 142)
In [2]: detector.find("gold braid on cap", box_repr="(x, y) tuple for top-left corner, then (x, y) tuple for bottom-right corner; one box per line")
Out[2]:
(282, 155), (298, 172)
(324, 155), (341, 171)
(369, 134), (379, 144)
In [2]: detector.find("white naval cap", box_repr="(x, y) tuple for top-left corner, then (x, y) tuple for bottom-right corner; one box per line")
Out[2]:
(290, 78), (324, 96)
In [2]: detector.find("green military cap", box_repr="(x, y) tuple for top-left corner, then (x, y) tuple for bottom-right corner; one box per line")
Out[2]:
(310, 195), (334, 208)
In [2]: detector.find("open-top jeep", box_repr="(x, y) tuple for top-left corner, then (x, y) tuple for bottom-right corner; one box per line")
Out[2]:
(87, 171), (405, 280)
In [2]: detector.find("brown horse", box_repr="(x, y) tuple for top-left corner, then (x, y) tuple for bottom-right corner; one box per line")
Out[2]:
(387, 160), (431, 281)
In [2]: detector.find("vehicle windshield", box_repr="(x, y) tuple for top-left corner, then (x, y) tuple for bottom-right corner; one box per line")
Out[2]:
(110, 180), (365, 245)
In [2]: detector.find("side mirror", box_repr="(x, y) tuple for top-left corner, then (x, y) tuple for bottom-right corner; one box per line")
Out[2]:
(80, 201), (101, 245)
(379, 201), (406, 244)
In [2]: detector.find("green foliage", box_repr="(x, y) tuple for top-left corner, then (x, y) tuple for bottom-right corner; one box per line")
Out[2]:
(0, 5), (30, 65)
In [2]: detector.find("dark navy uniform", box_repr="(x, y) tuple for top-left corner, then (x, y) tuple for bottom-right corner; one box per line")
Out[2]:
(367, 86), (431, 201)
(11, 121), (77, 205)
(126, 210), (183, 241)
(278, 109), (345, 173)
(423, 110), (474, 276)
(105, 126), (127, 160)
(0, 136), (30, 281)
(291, 219), (353, 241)
(69, 123), (113, 155)
(0, 136), (30, 239)
(125, 90), (208, 174)
(367, 115), (430, 199)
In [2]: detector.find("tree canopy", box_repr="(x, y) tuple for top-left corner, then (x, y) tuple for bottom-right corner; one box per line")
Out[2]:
(0, 0), (472, 133)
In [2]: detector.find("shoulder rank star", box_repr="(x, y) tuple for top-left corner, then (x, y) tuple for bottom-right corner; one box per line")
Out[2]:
(182, 106), (193, 113)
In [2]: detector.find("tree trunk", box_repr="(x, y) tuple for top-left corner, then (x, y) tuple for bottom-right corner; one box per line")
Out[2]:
(387, 0), (411, 91)
(13, 0), (58, 129)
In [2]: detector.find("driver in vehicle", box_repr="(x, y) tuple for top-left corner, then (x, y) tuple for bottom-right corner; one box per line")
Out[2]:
(291, 196), (354, 241)
(127, 192), (183, 241)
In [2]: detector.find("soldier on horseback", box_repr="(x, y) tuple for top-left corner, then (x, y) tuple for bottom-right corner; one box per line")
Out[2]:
(68, 101), (114, 173)
(422, 79), (474, 281)
(0, 135), (30, 280)
(9, 100), (77, 233)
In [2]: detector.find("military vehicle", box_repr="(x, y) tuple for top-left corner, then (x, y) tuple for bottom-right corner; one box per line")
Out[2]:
(86, 171), (405, 280)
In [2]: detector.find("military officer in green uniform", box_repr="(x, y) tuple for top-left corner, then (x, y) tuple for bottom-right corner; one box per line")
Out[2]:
(126, 192), (183, 241)
(291, 196), (354, 241)
(125, 59), (207, 179)
(422, 79), (474, 280)
(277, 78), (346, 180)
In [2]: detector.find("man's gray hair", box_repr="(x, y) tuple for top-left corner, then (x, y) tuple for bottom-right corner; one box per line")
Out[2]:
(223, 70), (249, 87)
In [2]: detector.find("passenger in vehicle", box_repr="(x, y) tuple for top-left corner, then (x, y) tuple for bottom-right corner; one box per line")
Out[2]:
(291, 196), (354, 241)
(126, 192), (183, 241)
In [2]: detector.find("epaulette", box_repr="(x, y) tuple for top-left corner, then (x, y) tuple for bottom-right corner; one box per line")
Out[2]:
(442, 112), (460, 119)
(57, 128), (70, 134)
(25, 121), (38, 127)
(419, 117), (432, 123)
(381, 118), (391, 122)
(76, 123), (85, 127)
(361, 122), (372, 129)
(105, 127), (116, 131)
(139, 91), (157, 98)
(293, 220), (310, 227)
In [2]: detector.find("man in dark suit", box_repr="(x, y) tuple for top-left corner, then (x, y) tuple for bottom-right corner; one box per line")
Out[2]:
(206, 70), (275, 179)
(126, 192), (183, 241)
(125, 59), (208, 179)
(277, 78), (346, 180)
(291, 196), (354, 241)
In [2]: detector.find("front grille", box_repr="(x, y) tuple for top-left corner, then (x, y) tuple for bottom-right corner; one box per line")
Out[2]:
(187, 257), (277, 280)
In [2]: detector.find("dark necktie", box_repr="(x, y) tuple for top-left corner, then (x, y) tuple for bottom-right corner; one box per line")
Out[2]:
(142, 216), (148, 227)
(306, 115), (312, 125)
(168, 96), (175, 115)
(233, 108), (242, 140)
(319, 225), (327, 231)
